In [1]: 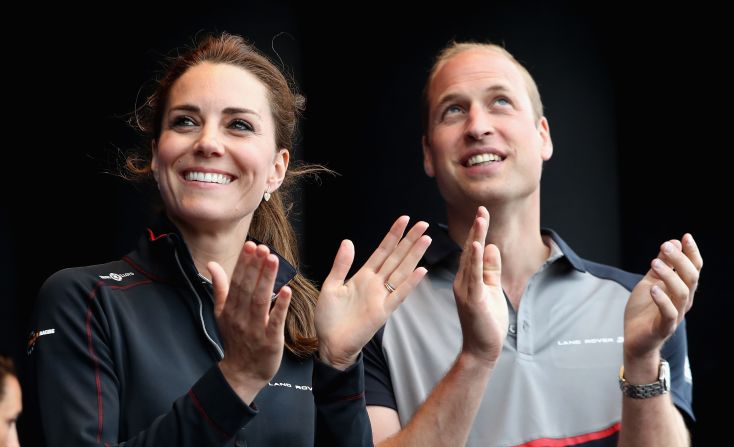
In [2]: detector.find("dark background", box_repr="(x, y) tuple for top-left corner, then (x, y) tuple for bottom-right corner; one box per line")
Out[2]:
(1, 2), (726, 445)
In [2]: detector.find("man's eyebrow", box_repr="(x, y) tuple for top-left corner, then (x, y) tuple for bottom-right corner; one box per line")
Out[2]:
(435, 85), (513, 109)
(484, 85), (512, 95)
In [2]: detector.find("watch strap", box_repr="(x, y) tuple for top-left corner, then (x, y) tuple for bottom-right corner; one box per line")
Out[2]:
(619, 360), (670, 399)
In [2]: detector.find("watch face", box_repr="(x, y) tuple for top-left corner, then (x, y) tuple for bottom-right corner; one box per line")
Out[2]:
(660, 360), (671, 391)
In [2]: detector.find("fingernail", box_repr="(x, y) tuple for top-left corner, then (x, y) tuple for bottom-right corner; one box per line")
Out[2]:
(651, 285), (660, 295)
(662, 242), (673, 254)
(653, 259), (664, 270)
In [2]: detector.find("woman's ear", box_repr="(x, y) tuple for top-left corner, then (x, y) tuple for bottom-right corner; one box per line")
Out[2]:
(268, 148), (290, 192)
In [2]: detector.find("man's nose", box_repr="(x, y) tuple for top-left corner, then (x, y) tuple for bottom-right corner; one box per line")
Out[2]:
(465, 105), (495, 140)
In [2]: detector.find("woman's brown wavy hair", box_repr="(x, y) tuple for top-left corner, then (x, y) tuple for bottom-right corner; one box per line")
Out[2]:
(127, 32), (321, 357)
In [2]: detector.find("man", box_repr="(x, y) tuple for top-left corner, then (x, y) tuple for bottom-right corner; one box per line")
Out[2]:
(364, 42), (701, 447)
(0, 356), (21, 447)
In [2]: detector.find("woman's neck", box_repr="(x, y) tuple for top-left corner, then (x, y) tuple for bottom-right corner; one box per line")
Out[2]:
(171, 214), (252, 281)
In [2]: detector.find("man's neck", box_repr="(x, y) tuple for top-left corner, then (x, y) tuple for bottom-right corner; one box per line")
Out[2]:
(447, 200), (549, 310)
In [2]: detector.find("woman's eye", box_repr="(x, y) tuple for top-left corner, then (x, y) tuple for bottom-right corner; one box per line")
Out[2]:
(172, 116), (196, 127)
(230, 119), (253, 131)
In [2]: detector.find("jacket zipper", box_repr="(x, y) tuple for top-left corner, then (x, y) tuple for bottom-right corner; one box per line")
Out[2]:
(174, 250), (225, 359)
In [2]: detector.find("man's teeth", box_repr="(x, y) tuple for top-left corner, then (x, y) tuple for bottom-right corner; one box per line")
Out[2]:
(185, 171), (233, 184)
(467, 153), (502, 167)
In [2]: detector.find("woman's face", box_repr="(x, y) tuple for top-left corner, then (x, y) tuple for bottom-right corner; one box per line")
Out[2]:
(153, 62), (288, 232)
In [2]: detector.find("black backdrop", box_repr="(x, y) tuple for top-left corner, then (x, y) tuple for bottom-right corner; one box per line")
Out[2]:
(1, 2), (726, 445)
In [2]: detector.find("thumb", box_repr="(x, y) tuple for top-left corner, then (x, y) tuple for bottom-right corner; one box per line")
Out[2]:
(208, 261), (229, 317)
(323, 240), (355, 287)
(483, 244), (502, 289)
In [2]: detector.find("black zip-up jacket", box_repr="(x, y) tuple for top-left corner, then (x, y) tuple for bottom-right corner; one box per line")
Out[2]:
(27, 218), (372, 446)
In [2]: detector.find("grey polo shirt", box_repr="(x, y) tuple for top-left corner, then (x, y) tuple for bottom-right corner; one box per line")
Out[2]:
(364, 227), (693, 447)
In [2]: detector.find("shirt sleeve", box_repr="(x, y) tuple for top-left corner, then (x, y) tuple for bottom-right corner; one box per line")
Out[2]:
(27, 268), (257, 446)
(363, 325), (397, 410)
(312, 353), (373, 446)
(661, 318), (694, 424)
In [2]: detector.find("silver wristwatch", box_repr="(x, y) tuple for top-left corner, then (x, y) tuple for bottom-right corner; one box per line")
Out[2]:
(618, 360), (670, 399)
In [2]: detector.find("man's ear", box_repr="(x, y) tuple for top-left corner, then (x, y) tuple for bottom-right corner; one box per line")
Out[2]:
(538, 117), (553, 161)
(268, 149), (290, 192)
(422, 135), (435, 177)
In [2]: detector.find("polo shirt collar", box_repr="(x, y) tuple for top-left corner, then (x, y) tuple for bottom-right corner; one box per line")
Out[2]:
(422, 224), (587, 273)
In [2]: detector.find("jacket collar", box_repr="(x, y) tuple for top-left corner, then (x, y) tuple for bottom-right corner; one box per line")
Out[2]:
(124, 214), (298, 289)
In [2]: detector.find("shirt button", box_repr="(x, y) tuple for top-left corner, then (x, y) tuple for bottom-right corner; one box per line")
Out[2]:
(508, 323), (517, 335)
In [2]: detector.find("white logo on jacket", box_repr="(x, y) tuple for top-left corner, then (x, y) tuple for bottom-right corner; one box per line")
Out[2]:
(27, 328), (55, 355)
(99, 272), (135, 281)
(268, 382), (312, 391)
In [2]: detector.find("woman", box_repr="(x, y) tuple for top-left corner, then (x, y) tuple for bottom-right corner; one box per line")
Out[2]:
(28, 32), (430, 446)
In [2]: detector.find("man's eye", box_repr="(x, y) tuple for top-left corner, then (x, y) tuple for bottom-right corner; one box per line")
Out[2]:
(445, 105), (464, 115)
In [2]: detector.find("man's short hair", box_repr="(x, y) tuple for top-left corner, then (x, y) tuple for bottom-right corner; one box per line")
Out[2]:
(421, 41), (544, 135)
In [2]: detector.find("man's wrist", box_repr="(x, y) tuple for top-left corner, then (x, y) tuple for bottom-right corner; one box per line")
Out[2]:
(619, 359), (670, 399)
(622, 350), (661, 383)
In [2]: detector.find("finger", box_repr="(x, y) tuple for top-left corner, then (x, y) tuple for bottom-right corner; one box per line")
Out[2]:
(230, 241), (261, 300)
(658, 241), (699, 296)
(461, 215), (488, 287)
(250, 253), (279, 321)
(650, 258), (689, 315)
(483, 243), (502, 289)
(682, 233), (703, 271)
(323, 240), (355, 287)
(466, 241), (485, 302)
(364, 216), (410, 271)
(207, 261), (229, 317)
(377, 221), (429, 277)
(385, 235), (432, 287)
(456, 209), (484, 286)
(386, 267), (428, 312)
(462, 207), (489, 253)
(266, 285), (292, 338)
(650, 284), (679, 336)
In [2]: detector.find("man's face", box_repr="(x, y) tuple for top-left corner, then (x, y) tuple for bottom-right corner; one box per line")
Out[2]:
(423, 49), (552, 212)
